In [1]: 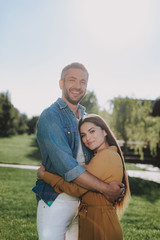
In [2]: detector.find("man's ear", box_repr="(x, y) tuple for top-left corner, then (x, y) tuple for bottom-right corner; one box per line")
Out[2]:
(59, 79), (63, 89)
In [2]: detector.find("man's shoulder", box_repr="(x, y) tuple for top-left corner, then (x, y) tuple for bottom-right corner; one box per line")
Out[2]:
(37, 100), (58, 123)
(38, 98), (71, 123)
(40, 99), (61, 116)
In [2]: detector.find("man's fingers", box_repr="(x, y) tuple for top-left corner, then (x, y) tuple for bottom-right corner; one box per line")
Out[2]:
(119, 188), (125, 199)
(39, 164), (45, 171)
(121, 187), (125, 194)
(119, 182), (125, 188)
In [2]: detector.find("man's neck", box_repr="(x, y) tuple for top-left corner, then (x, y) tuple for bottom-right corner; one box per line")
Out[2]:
(62, 97), (79, 118)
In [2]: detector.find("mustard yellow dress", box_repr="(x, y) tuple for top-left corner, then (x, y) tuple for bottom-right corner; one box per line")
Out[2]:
(43, 146), (123, 240)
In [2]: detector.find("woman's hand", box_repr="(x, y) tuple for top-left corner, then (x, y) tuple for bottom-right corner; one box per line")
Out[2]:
(37, 163), (46, 180)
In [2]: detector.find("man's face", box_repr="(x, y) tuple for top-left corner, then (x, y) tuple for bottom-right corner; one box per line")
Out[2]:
(60, 68), (88, 105)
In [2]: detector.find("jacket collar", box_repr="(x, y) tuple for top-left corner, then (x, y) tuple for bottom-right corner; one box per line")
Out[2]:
(56, 98), (86, 113)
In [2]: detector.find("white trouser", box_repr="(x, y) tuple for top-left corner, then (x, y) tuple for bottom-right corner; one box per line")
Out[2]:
(37, 193), (80, 240)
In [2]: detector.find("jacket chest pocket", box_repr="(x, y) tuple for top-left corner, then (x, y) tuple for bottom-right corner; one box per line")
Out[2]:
(63, 126), (77, 149)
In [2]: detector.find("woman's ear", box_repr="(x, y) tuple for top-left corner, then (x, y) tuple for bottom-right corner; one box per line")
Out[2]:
(103, 130), (107, 137)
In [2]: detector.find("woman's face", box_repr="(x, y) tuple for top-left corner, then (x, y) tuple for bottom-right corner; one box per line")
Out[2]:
(80, 122), (107, 152)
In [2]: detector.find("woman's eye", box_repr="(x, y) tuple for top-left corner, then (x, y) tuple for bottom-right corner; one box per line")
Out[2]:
(90, 130), (95, 134)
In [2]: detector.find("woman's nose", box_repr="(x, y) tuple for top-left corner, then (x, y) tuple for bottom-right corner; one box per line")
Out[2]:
(86, 134), (90, 141)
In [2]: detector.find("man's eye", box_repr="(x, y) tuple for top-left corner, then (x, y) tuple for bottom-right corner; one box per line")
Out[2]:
(81, 80), (87, 84)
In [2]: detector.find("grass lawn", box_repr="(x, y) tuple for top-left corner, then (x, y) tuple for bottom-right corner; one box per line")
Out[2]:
(0, 134), (41, 166)
(0, 134), (145, 171)
(121, 177), (160, 240)
(0, 167), (160, 240)
(0, 134), (159, 239)
(125, 163), (145, 171)
(0, 167), (38, 240)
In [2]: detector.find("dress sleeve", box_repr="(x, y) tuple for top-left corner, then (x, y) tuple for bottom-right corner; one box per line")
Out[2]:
(43, 171), (88, 197)
(42, 148), (123, 197)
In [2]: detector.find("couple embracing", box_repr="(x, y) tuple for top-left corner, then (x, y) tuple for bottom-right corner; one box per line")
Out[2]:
(32, 62), (130, 240)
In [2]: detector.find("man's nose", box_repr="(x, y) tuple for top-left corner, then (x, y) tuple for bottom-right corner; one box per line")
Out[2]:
(74, 80), (81, 89)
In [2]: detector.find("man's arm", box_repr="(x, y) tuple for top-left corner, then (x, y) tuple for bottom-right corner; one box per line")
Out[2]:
(38, 153), (124, 203)
(38, 165), (124, 202)
(37, 112), (86, 181)
(73, 149), (125, 202)
(37, 111), (124, 202)
(74, 171), (124, 203)
(38, 165), (88, 197)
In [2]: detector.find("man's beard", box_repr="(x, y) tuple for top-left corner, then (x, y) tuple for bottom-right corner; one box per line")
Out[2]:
(63, 88), (85, 105)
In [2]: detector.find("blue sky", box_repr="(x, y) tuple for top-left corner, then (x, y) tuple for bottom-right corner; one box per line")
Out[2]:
(1, 0), (160, 117)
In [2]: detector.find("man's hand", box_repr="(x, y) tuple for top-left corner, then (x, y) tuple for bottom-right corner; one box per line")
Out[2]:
(102, 181), (125, 203)
(37, 164), (46, 180)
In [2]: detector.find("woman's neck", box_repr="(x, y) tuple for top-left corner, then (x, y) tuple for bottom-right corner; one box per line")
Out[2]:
(94, 142), (110, 154)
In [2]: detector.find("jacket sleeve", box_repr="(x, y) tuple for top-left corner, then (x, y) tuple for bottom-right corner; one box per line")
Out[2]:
(37, 111), (86, 182)
(42, 149), (123, 197)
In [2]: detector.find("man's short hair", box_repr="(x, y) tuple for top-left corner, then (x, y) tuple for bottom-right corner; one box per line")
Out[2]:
(60, 62), (89, 81)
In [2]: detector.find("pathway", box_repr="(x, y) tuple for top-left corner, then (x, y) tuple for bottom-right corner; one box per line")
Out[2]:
(0, 163), (160, 184)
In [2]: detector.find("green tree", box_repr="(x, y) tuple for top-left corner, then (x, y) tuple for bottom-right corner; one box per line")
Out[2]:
(27, 116), (39, 135)
(0, 92), (17, 136)
(80, 90), (113, 133)
(80, 90), (99, 114)
(17, 113), (28, 134)
(111, 97), (160, 162)
(111, 97), (134, 151)
(99, 109), (112, 127)
(128, 100), (160, 159)
(0, 92), (29, 137)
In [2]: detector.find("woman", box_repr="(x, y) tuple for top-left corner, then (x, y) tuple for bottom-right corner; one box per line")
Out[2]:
(38, 114), (130, 240)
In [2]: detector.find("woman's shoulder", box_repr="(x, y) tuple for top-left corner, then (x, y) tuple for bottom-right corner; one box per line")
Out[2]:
(96, 146), (121, 160)
(87, 146), (122, 170)
(97, 146), (118, 155)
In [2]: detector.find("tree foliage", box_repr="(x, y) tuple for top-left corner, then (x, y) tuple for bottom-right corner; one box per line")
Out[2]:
(80, 90), (112, 126)
(0, 92), (38, 137)
(80, 90), (99, 114)
(1, 90), (159, 162)
(0, 92), (17, 136)
(111, 97), (160, 159)
(150, 97), (160, 117)
(111, 97), (134, 146)
(27, 116), (39, 135)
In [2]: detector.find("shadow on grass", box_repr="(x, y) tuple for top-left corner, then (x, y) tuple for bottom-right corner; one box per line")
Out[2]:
(26, 137), (41, 161)
(129, 177), (160, 202)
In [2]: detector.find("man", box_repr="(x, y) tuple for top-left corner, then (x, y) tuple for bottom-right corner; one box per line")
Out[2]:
(32, 62), (124, 240)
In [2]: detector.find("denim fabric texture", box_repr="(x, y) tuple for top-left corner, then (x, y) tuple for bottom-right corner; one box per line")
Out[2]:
(32, 98), (92, 204)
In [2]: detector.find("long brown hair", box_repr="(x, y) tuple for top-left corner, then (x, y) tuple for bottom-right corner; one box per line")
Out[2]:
(79, 114), (130, 218)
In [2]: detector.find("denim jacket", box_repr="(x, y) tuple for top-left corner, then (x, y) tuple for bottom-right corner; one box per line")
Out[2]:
(32, 98), (92, 204)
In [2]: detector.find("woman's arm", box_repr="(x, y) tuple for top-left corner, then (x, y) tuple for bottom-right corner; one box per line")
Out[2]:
(38, 148), (123, 197)
(38, 165), (88, 197)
